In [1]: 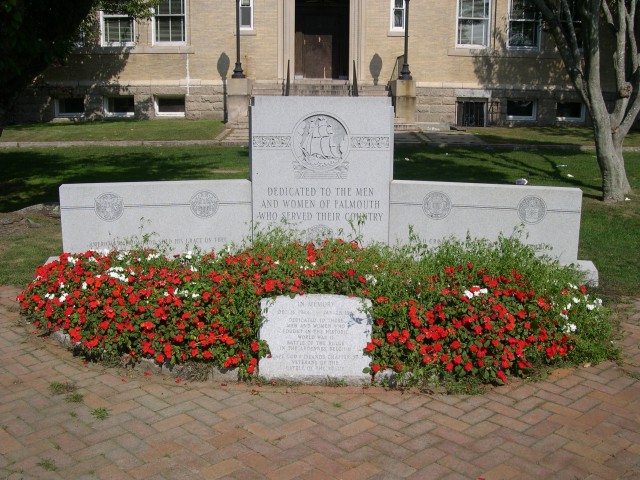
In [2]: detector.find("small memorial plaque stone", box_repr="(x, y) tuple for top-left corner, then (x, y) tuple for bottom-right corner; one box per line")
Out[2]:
(259, 294), (373, 382)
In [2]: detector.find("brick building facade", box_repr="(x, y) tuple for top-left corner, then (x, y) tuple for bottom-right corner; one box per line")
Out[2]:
(11, 0), (600, 127)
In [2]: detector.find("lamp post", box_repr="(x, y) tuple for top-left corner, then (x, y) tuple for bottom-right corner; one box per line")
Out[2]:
(399, 0), (412, 80)
(232, 0), (245, 78)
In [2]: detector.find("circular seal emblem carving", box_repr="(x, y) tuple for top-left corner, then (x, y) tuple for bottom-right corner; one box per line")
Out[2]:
(518, 196), (547, 224)
(422, 192), (452, 220)
(190, 191), (219, 218)
(292, 113), (350, 172)
(95, 193), (124, 222)
(302, 224), (333, 246)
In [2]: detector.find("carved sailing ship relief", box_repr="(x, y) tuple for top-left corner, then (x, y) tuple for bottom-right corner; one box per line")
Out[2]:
(292, 114), (350, 179)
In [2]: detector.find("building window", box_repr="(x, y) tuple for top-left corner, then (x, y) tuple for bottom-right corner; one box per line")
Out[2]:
(155, 0), (186, 44)
(457, 0), (491, 47)
(101, 12), (135, 46)
(508, 0), (540, 49)
(155, 96), (185, 116)
(55, 98), (85, 118)
(240, 0), (253, 30)
(457, 100), (487, 127)
(105, 96), (135, 117)
(556, 102), (585, 122)
(391, 0), (406, 31)
(561, 0), (582, 48)
(507, 100), (537, 120)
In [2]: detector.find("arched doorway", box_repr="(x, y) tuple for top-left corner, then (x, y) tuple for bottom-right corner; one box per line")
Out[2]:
(295, 0), (349, 80)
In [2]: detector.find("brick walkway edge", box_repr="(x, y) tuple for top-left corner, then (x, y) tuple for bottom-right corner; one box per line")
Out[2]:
(1, 285), (639, 480)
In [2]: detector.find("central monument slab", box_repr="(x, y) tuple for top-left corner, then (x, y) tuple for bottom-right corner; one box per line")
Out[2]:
(250, 96), (394, 244)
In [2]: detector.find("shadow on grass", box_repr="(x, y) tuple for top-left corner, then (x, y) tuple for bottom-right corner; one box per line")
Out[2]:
(393, 146), (603, 200)
(0, 147), (250, 212)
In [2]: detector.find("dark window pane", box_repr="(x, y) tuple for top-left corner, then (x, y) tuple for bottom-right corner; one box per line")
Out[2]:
(157, 97), (185, 113)
(108, 97), (135, 114)
(556, 102), (582, 118)
(59, 98), (84, 114)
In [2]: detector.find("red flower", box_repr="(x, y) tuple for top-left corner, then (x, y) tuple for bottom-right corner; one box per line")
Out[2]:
(371, 364), (381, 373)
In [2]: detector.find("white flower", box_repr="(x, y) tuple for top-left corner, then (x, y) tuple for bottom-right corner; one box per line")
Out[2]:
(191, 293), (200, 299)
(59, 293), (68, 302)
(82, 282), (88, 290)
(479, 288), (488, 295)
(68, 256), (77, 265)
(464, 290), (474, 299)
(573, 297), (580, 304)
(274, 260), (280, 265)
(566, 303), (572, 311)
(586, 304), (595, 311)
(564, 323), (577, 333)
(365, 274), (378, 286)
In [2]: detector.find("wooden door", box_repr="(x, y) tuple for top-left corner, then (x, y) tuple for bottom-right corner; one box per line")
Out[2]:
(302, 34), (332, 79)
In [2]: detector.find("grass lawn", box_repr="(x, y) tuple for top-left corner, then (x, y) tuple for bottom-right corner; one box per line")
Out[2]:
(0, 145), (249, 212)
(0, 119), (226, 142)
(467, 125), (640, 147)
(1, 140), (638, 298)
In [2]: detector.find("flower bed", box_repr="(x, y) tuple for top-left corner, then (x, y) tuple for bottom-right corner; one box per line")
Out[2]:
(17, 231), (617, 387)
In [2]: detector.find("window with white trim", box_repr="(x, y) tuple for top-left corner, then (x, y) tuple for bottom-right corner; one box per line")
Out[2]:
(55, 98), (85, 118)
(101, 12), (135, 46)
(105, 96), (135, 117)
(457, 0), (491, 47)
(154, 0), (186, 44)
(556, 102), (585, 122)
(508, 0), (540, 49)
(561, 0), (582, 48)
(391, 0), (406, 31)
(155, 96), (185, 116)
(507, 100), (537, 120)
(240, 0), (253, 30)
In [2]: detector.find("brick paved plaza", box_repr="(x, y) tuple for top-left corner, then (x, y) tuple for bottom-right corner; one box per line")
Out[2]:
(1, 285), (639, 479)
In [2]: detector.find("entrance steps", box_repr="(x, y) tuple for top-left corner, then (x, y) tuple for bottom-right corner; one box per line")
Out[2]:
(251, 81), (389, 98)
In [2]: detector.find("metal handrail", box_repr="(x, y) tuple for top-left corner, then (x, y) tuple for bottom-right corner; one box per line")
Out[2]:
(284, 60), (291, 96)
(351, 61), (359, 97)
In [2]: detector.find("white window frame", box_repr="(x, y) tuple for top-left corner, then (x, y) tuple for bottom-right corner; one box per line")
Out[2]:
(240, 0), (253, 30)
(507, 0), (541, 50)
(153, 0), (186, 45)
(456, 0), (492, 48)
(154, 96), (186, 117)
(506, 100), (537, 121)
(104, 96), (135, 118)
(556, 102), (585, 122)
(390, 0), (406, 32)
(54, 98), (85, 118)
(100, 11), (136, 47)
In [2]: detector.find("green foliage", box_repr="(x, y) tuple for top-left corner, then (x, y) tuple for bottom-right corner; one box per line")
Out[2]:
(36, 458), (57, 471)
(18, 230), (618, 387)
(91, 407), (109, 420)
(49, 381), (76, 395)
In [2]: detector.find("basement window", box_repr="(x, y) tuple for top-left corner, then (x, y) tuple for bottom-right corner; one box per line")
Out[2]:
(55, 97), (85, 117)
(155, 96), (185, 116)
(105, 96), (135, 117)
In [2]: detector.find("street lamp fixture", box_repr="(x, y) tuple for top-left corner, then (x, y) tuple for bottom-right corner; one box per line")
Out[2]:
(232, 0), (245, 78)
(399, 0), (412, 80)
